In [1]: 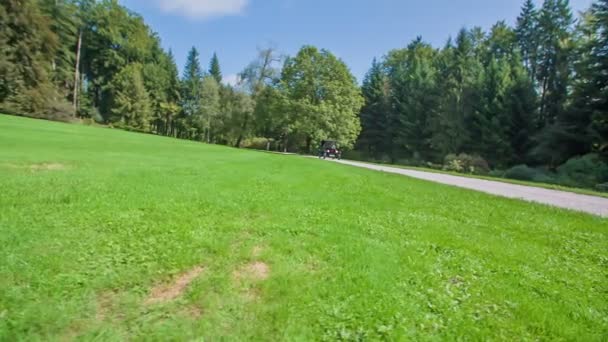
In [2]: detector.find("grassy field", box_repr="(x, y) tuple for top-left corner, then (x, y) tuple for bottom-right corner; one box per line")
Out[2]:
(1, 114), (607, 341)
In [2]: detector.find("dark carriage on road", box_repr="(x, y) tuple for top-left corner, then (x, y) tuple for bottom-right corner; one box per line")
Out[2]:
(318, 140), (342, 160)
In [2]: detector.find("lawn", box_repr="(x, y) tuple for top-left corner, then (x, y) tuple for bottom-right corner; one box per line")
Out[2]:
(0, 114), (607, 341)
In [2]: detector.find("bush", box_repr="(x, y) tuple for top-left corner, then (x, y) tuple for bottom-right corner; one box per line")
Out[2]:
(488, 169), (505, 178)
(443, 153), (490, 175)
(42, 99), (75, 122)
(242, 137), (271, 151)
(503, 165), (556, 183)
(342, 150), (367, 161)
(425, 162), (443, 170)
(556, 154), (608, 188)
(504, 165), (540, 181)
(395, 158), (424, 167)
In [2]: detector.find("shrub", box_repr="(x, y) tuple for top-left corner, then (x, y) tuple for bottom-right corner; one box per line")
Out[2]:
(242, 137), (271, 151)
(395, 158), (424, 167)
(444, 153), (490, 174)
(504, 165), (539, 181)
(42, 99), (75, 122)
(425, 162), (443, 170)
(556, 154), (608, 188)
(488, 169), (505, 178)
(596, 183), (608, 192)
(342, 150), (367, 161)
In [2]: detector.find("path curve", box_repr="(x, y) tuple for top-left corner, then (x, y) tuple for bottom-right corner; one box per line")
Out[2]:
(330, 159), (608, 217)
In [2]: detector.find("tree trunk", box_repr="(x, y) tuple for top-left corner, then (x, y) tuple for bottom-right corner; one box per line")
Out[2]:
(305, 136), (312, 154)
(72, 30), (82, 114)
(235, 116), (249, 148)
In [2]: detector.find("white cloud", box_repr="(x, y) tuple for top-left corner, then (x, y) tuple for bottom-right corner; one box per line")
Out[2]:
(156, 0), (249, 19)
(223, 74), (241, 87)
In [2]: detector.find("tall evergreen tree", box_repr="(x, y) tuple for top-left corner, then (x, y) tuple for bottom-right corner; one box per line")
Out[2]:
(0, 0), (59, 114)
(359, 58), (390, 158)
(110, 63), (152, 131)
(209, 52), (223, 84)
(536, 0), (574, 126)
(389, 39), (440, 161)
(516, 0), (540, 81)
(431, 29), (482, 156)
(181, 47), (204, 138)
(506, 54), (538, 165)
(589, 0), (608, 157)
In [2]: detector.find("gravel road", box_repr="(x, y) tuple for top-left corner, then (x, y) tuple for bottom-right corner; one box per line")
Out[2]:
(332, 159), (608, 217)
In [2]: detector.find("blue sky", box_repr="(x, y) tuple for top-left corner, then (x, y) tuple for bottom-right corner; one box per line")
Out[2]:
(120, 0), (594, 84)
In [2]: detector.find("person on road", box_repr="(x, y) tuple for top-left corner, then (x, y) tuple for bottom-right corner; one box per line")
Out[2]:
(319, 140), (326, 158)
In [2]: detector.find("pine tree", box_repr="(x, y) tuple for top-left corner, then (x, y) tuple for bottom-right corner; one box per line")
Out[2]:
(537, 0), (574, 126)
(359, 58), (390, 158)
(590, 0), (608, 157)
(516, 0), (540, 81)
(110, 63), (152, 131)
(431, 29), (482, 156)
(40, 0), (78, 102)
(161, 50), (181, 136)
(473, 57), (513, 167)
(209, 52), (223, 84)
(181, 47), (204, 138)
(0, 0), (59, 115)
(506, 54), (538, 165)
(389, 39), (439, 161)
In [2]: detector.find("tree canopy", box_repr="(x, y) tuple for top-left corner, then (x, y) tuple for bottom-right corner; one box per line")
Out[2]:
(1, 0), (607, 189)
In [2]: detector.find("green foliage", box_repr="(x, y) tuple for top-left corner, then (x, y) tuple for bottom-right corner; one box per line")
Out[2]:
(556, 154), (608, 188)
(358, 58), (391, 158)
(354, 0), (605, 185)
(0, 0), (60, 116)
(516, 0), (540, 81)
(110, 63), (152, 131)
(2, 0), (607, 189)
(199, 76), (221, 142)
(389, 39), (439, 162)
(181, 47), (204, 118)
(208, 52), (223, 84)
(503, 164), (556, 183)
(504, 164), (543, 181)
(536, 0), (573, 126)
(280, 46), (363, 151)
(443, 153), (490, 174)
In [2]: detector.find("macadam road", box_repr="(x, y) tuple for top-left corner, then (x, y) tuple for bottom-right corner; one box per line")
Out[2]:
(328, 159), (608, 217)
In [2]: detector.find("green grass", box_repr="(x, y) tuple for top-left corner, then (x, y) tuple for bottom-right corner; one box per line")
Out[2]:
(1, 114), (607, 341)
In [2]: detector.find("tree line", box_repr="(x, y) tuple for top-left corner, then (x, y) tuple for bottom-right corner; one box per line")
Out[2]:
(0, 0), (362, 151)
(357, 0), (608, 188)
(1, 0), (607, 188)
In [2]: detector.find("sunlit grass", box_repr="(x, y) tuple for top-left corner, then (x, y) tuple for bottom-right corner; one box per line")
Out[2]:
(1, 114), (606, 340)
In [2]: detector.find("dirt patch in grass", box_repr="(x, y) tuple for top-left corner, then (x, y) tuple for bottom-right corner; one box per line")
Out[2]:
(30, 162), (67, 171)
(233, 262), (270, 282)
(241, 286), (263, 302)
(181, 305), (204, 319)
(1, 162), (68, 171)
(96, 291), (116, 321)
(145, 266), (205, 305)
(251, 245), (264, 258)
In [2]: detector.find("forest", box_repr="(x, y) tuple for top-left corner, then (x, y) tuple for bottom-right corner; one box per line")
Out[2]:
(1, 0), (607, 190)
